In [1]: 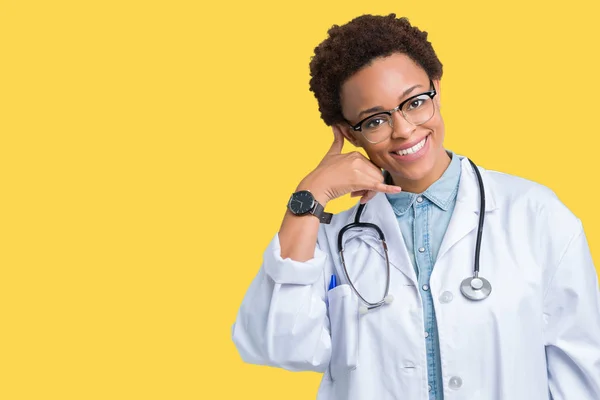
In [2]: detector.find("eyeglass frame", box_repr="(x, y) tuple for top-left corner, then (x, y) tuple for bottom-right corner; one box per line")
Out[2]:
(343, 80), (437, 143)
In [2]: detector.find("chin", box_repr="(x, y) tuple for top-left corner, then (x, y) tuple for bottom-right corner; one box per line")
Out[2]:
(382, 143), (447, 190)
(390, 152), (437, 175)
(396, 164), (435, 181)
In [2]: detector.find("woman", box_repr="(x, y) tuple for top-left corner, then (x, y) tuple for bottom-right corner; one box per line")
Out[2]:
(232, 14), (600, 399)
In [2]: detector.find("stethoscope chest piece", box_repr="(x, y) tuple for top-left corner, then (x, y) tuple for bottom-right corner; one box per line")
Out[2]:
(460, 276), (492, 300)
(340, 158), (492, 308)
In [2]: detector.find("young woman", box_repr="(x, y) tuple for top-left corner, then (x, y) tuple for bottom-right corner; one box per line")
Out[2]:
(232, 14), (600, 400)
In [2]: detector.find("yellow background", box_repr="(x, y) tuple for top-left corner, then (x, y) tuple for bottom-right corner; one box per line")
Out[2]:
(1, 0), (599, 399)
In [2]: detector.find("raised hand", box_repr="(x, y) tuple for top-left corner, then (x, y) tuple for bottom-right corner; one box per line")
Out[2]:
(299, 126), (402, 205)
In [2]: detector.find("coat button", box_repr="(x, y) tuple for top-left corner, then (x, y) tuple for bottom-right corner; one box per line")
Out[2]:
(439, 291), (454, 303)
(422, 284), (429, 291)
(449, 376), (463, 389)
(428, 384), (432, 392)
(418, 247), (425, 253)
(424, 331), (429, 338)
(416, 196), (424, 203)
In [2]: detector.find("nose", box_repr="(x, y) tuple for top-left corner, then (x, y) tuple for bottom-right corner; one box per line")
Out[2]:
(389, 110), (415, 139)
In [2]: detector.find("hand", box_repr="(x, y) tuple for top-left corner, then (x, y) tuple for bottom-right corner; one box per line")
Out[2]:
(298, 126), (402, 205)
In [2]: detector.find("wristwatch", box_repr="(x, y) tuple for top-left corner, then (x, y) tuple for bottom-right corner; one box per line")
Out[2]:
(287, 190), (333, 224)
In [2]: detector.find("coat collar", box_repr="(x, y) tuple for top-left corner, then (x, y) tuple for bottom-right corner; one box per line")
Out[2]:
(330, 155), (498, 283)
(454, 155), (497, 214)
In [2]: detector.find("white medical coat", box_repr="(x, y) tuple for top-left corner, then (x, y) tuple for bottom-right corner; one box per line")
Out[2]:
(232, 156), (600, 399)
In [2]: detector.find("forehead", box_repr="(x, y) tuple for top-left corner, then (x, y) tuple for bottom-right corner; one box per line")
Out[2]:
(340, 53), (429, 117)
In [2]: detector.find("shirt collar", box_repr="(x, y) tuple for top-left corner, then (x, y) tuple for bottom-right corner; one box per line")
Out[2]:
(384, 150), (461, 215)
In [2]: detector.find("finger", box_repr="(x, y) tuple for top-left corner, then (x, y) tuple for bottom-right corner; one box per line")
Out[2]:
(348, 153), (386, 181)
(359, 190), (377, 204)
(352, 170), (402, 196)
(352, 161), (387, 184)
(326, 126), (345, 155)
(350, 190), (368, 198)
(371, 181), (402, 194)
(361, 164), (387, 183)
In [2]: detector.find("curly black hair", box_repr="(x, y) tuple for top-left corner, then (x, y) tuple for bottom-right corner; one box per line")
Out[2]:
(309, 14), (443, 126)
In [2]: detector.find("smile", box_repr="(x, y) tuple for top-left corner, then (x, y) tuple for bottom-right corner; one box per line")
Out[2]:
(395, 136), (427, 156)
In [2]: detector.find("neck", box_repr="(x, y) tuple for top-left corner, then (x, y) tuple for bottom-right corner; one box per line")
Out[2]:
(390, 149), (452, 193)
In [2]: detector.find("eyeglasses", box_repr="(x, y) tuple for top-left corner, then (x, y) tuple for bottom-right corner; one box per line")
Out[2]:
(345, 80), (437, 144)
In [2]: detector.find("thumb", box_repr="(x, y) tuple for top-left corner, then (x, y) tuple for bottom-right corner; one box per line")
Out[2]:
(327, 125), (345, 155)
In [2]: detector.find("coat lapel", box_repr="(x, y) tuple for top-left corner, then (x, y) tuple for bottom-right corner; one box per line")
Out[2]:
(330, 155), (498, 286)
(436, 156), (498, 263)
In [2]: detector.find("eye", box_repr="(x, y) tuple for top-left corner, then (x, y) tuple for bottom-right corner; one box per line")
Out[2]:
(406, 99), (425, 111)
(363, 115), (388, 130)
(404, 94), (430, 111)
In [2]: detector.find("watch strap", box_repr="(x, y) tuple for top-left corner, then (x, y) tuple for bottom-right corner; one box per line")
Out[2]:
(312, 201), (333, 224)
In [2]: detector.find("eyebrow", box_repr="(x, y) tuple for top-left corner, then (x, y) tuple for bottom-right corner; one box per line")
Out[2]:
(355, 84), (423, 119)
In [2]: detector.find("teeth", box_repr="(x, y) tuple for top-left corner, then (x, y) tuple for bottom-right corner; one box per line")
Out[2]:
(396, 137), (426, 156)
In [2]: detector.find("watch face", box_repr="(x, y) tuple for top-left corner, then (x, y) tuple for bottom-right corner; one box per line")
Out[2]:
(288, 190), (315, 215)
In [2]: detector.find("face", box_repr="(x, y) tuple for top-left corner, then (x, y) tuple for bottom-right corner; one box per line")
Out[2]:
(336, 52), (450, 193)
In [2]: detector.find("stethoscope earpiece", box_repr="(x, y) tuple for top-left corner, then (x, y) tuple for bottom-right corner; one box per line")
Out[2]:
(359, 296), (393, 315)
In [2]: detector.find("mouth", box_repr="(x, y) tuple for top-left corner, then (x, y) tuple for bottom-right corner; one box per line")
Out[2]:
(390, 134), (430, 157)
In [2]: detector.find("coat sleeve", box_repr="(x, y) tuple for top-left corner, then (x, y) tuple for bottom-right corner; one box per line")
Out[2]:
(544, 222), (600, 398)
(231, 232), (333, 372)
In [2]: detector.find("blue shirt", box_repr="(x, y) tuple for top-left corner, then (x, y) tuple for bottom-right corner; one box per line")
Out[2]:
(384, 150), (461, 399)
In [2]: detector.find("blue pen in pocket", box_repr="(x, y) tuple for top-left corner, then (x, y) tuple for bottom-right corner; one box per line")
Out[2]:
(326, 274), (338, 308)
(328, 274), (338, 291)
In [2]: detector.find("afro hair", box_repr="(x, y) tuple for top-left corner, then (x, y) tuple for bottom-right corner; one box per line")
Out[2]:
(309, 14), (443, 126)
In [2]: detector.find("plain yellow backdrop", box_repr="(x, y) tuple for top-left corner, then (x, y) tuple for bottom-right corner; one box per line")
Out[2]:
(1, 0), (599, 399)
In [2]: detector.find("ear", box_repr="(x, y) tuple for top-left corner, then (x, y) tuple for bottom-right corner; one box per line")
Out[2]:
(334, 122), (362, 148)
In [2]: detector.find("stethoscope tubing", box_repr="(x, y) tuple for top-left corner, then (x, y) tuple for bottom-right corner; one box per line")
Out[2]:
(336, 157), (490, 311)
(468, 158), (485, 277)
(337, 209), (391, 309)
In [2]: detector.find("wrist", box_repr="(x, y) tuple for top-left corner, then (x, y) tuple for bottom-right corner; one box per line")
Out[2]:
(296, 180), (329, 206)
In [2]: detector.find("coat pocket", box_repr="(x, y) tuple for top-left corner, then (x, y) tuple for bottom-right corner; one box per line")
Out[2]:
(327, 284), (359, 381)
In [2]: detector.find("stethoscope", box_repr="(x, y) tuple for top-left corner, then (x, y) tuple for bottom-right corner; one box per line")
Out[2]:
(337, 158), (491, 314)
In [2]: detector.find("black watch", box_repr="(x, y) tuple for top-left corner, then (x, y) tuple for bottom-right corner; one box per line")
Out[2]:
(287, 190), (333, 224)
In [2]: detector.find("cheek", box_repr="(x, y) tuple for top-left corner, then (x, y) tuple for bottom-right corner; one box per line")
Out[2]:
(427, 117), (444, 140)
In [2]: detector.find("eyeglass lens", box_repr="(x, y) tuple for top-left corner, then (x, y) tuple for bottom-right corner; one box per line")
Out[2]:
(361, 94), (434, 143)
